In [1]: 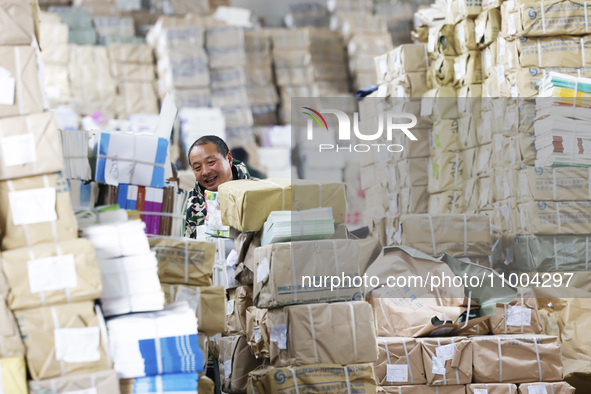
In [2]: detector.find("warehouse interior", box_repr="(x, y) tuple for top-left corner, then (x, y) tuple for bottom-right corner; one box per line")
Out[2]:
(0, 0), (590, 393)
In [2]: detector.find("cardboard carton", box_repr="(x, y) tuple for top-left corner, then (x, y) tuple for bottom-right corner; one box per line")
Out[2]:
(419, 336), (472, 385)
(489, 287), (543, 335)
(467, 383), (517, 394)
(517, 201), (591, 235)
(29, 369), (120, 394)
(0, 46), (43, 118)
(374, 337), (427, 386)
(518, 382), (575, 394)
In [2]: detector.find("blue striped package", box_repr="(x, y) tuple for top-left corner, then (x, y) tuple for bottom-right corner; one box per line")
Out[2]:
(107, 303), (203, 378)
(94, 132), (168, 188)
(120, 372), (199, 393)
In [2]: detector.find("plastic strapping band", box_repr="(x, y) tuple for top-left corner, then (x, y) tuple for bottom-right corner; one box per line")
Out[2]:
(450, 191), (457, 214)
(553, 236), (559, 271)
(551, 383), (556, 394)
(14, 47), (23, 115)
(6, 180), (33, 248)
(450, 337), (460, 384)
(331, 241), (341, 298)
(379, 298), (396, 336)
(383, 338), (391, 363)
(94, 304), (111, 368)
(582, 38), (587, 67)
(25, 116), (38, 173)
(463, 214), (468, 256)
(90, 373), (97, 389)
(586, 236), (589, 270)
(50, 306), (66, 377)
(540, 0), (547, 34)
(461, 291), (472, 330)
(436, 338), (447, 385)
(402, 339), (414, 384)
(259, 179), (286, 210)
(344, 366), (352, 394)
(424, 44), (430, 67)
(537, 39), (542, 67)
(97, 154), (166, 168)
(196, 286), (202, 326)
(50, 378), (56, 394)
(183, 239), (189, 283)
(155, 375), (163, 394)
(120, 257), (134, 313)
(533, 337), (543, 380)
(520, 290), (525, 333)
(169, 284), (175, 301)
(289, 368), (300, 394)
(556, 202), (562, 234)
(307, 305), (319, 363)
(497, 337), (503, 382)
(434, 286), (448, 324)
(152, 315), (164, 374)
(290, 243), (298, 301)
(504, 304), (508, 334)
(348, 303), (358, 361)
(428, 215), (437, 256)
(573, 77), (579, 109)
(0, 327), (5, 356)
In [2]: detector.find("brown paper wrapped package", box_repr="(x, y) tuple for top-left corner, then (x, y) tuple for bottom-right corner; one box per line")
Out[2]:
(161, 284), (225, 336)
(1, 238), (102, 310)
(0, 295), (25, 357)
(111, 63), (156, 82)
(388, 44), (430, 78)
(0, 46), (43, 118)
(374, 337), (427, 386)
(218, 179), (346, 232)
(245, 306), (269, 359)
(517, 201), (591, 235)
(150, 237), (216, 286)
(378, 386), (465, 393)
(419, 336), (473, 385)
(455, 17), (477, 53)
(489, 287), (543, 335)
(14, 301), (110, 380)
(29, 369), (120, 394)
(253, 239), (378, 308)
(116, 82), (159, 118)
(198, 375), (215, 394)
(267, 301), (378, 367)
(234, 231), (260, 285)
(248, 364), (377, 394)
(472, 334), (562, 383)
(393, 214), (491, 257)
(226, 285), (253, 336)
(518, 382), (575, 394)
(0, 112), (63, 180)
(0, 173), (78, 251)
(0, 0), (34, 45)
(108, 43), (154, 64)
(560, 298), (591, 391)
(428, 152), (467, 194)
(220, 335), (263, 394)
(467, 383), (517, 394)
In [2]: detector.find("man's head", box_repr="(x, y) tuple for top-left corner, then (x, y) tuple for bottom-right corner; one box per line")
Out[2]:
(188, 135), (233, 191)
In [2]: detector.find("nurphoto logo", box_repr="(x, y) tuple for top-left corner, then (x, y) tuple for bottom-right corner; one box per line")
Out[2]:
(302, 107), (418, 153)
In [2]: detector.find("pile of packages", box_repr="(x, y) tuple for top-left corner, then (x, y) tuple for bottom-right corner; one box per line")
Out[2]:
(0, 3), (117, 393)
(48, 5), (97, 45)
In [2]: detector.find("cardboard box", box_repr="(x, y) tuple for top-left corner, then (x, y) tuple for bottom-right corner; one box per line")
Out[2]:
(428, 152), (467, 194)
(455, 18), (478, 53)
(489, 287), (543, 335)
(220, 335), (263, 394)
(253, 239), (379, 308)
(245, 306), (269, 358)
(14, 301), (110, 380)
(393, 214), (491, 257)
(419, 337), (472, 385)
(467, 383), (517, 394)
(108, 43), (153, 64)
(0, 357), (26, 394)
(161, 284), (225, 336)
(509, 0), (590, 37)
(507, 35), (591, 69)
(120, 373), (198, 394)
(150, 237), (216, 286)
(1, 238), (102, 310)
(0, 296), (24, 358)
(248, 364), (377, 394)
(218, 179), (346, 232)
(510, 234), (591, 272)
(0, 112), (63, 181)
(0, 46), (43, 118)
(29, 369), (120, 394)
(268, 301), (378, 367)
(472, 335), (563, 383)
(374, 337), (427, 386)
(225, 285), (252, 336)
(517, 201), (591, 235)
(518, 382), (575, 394)
(0, 173), (77, 251)
(517, 166), (591, 202)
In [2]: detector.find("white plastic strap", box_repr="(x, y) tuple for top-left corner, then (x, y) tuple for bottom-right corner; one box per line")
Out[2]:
(120, 259), (134, 313)
(553, 236), (559, 271)
(424, 44), (430, 67)
(586, 236), (589, 270)
(504, 303), (508, 334)
(402, 340), (414, 384)
(572, 77), (579, 108)
(348, 303), (358, 361)
(537, 39), (542, 67)
(307, 305), (319, 363)
(450, 191), (457, 214)
(14, 47), (23, 114)
(183, 239), (189, 283)
(434, 286), (448, 324)
(428, 215), (437, 256)
(94, 304), (112, 368)
(463, 214), (468, 256)
(556, 202), (562, 233)
(196, 286), (202, 325)
(533, 337), (543, 381)
(169, 284), (175, 301)
(90, 373), (97, 389)
(50, 306), (66, 377)
(384, 339), (391, 363)
(290, 244), (298, 301)
(451, 337), (460, 384)
(332, 241), (341, 298)
(461, 291), (472, 330)
(97, 154), (166, 168)
(436, 338), (447, 385)
(0, 328), (5, 356)
(540, 0), (547, 34)
(378, 298), (396, 336)
(583, 38), (587, 67)
(155, 375), (163, 394)
(259, 179), (286, 209)
(550, 383), (556, 394)
(289, 368), (300, 394)
(343, 366), (352, 394)
(497, 337), (503, 382)
(152, 316), (164, 374)
(520, 290), (525, 333)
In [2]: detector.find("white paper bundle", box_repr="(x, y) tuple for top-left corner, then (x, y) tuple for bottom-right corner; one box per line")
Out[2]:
(179, 107), (225, 153)
(61, 129), (92, 180)
(81, 220), (151, 260)
(534, 115), (591, 167)
(261, 207), (335, 246)
(107, 303), (203, 378)
(99, 252), (165, 317)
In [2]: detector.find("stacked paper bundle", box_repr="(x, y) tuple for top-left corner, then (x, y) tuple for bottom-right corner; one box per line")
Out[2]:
(107, 43), (159, 119)
(260, 207), (335, 246)
(205, 25), (254, 130)
(94, 16), (136, 45)
(150, 0), (210, 15)
(244, 30), (279, 126)
(81, 219), (164, 316)
(285, 2), (330, 28)
(60, 129), (93, 180)
(106, 302), (203, 383)
(47, 6), (97, 45)
(330, 2), (393, 91)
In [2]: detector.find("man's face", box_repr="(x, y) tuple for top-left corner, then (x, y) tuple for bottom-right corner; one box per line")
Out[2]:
(189, 142), (233, 191)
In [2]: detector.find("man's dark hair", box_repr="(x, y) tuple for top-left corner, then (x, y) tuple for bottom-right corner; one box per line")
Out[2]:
(187, 135), (230, 164)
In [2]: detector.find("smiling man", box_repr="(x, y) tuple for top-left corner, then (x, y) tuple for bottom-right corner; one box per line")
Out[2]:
(184, 135), (251, 238)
